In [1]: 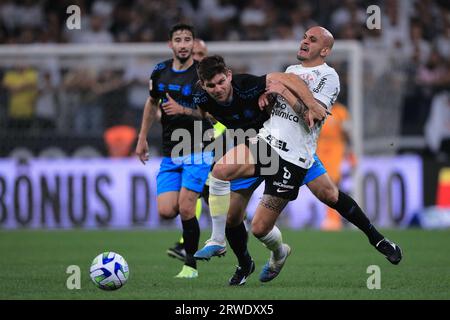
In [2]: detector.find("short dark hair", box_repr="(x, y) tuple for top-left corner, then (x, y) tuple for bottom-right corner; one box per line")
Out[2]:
(197, 55), (228, 82)
(169, 23), (195, 40)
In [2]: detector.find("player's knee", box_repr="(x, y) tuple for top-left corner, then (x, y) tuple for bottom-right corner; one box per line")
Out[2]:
(226, 211), (243, 227)
(178, 201), (196, 220)
(212, 164), (232, 181)
(158, 205), (178, 219)
(251, 219), (270, 238)
(318, 185), (339, 206)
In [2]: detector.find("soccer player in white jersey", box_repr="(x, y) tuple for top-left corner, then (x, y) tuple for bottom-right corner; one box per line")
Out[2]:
(207, 26), (402, 283)
(255, 26), (402, 281)
(253, 26), (341, 282)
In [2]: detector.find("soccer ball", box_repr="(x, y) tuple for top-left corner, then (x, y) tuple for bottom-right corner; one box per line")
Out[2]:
(90, 251), (130, 290)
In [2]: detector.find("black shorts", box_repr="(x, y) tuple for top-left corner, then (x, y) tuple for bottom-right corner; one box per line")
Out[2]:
(246, 137), (308, 200)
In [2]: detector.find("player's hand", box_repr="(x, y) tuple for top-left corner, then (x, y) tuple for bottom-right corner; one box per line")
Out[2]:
(303, 110), (315, 128)
(161, 93), (184, 115)
(258, 93), (271, 110)
(135, 138), (149, 165)
(307, 104), (329, 128)
(303, 109), (327, 129)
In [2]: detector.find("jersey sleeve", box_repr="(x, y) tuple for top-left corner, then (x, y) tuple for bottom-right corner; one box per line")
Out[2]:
(246, 74), (267, 93)
(192, 88), (209, 111)
(235, 74), (267, 96)
(149, 62), (166, 99)
(311, 71), (340, 109)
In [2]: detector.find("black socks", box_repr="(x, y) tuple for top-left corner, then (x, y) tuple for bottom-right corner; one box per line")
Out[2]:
(226, 222), (252, 268)
(182, 217), (200, 269)
(330, 191), (384, 246)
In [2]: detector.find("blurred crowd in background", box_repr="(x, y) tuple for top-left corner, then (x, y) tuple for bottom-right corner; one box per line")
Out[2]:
(0, 0), (449, 159)
(0, 0), (448, 45)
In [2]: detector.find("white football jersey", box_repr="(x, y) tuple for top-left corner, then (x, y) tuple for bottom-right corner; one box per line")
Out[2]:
(259, 63), (340, 169)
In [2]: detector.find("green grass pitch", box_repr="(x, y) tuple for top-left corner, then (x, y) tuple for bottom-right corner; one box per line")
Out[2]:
(0, 229), (449, 300)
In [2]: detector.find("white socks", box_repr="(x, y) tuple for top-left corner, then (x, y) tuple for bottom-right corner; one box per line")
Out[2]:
(258, 225), (285, 260)
(208, 176), (230, 244)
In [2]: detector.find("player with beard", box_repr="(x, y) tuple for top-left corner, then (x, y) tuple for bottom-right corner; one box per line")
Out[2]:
(135, 24), (214, 279)
(165, 38), (228, 263)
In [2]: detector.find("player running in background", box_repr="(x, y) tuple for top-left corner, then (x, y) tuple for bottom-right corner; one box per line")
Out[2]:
(166, 37), (210, 261)
(135, 24), (213, 279)
(166, 38), (228, 262)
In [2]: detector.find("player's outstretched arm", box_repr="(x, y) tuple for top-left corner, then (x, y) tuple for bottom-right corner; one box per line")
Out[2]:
(136, 96), (157, 164)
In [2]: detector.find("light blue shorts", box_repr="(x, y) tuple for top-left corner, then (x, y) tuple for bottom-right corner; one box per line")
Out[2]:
(156, 152), (213, 195)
